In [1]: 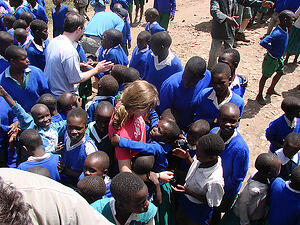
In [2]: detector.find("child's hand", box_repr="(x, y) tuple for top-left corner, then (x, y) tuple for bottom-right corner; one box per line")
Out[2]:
(172, 148), (189, 159)
(95, 60), (114, 74)
(57, 161), (65, 173)
(239, 74), (248, 87)
(148, 171), (160, 185)
(8, 129), (18, 150)
(171, 184), (186, 193)
(7, 121), (20, 136)
(158, 171), (174, 183)
(261, 0), (274, 8)
(55, 142), (65, 155)
(111, 133), (120, 147)
(80, 62), (92, 72)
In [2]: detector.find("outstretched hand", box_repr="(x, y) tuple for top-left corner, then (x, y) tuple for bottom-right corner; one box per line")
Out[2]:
(95, 60), (114, 73)
(158, 171), (174, 183)
(172, 148), (189, 159)
(171, 184), (187, 193)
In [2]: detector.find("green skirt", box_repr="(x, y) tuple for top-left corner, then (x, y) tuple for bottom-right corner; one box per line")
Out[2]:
(286, 25), (300, 55)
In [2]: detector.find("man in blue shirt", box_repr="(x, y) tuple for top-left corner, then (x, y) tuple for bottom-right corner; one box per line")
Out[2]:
(81, 11), (124, 56)
(256, 10), (295, 105)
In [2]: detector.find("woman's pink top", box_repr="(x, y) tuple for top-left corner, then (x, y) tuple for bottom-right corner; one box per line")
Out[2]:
(108, 105), (146, 160)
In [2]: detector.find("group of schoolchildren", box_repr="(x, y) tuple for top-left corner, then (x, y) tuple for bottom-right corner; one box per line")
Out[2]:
(0, 0), (299, 225)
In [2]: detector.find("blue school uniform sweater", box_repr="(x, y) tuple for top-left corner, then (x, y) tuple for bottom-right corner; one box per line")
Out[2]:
(159, 70), (212, 129)
(119, 137), (172, 173)
(27, 39), (49, 71)
(231, 74), (246, 98)
(274, 0), (300, 13)
(91, 198), (157, 225)
(143, 53), (183, 92)
(0, 58), (9, 74)
(0, 66), (50, 112)
(90, 0), (109, 13)
(0, 97), (17, 167)
(0, 0), (11, 31)
(17, 154), (61, 181)
(37, 0), (46, 8)
(14, 5), (32, 19)
(98, 46), (129, 67)
(194, 87), (244, 123)
(129, 46), (151, 77)
(154, 0), (176, 16)
(51, 113), (64, 123)
(11, 103), (67, 153)
(27, 3), (48, 23)
(266, 114), (300, 153)
(85, 96), (115, 123)
(52, 4), (69, 35)
(145, 22), (166, 35)
(122, 19), (131, 46)
(260, 25), (288, 59)
(268, 178), (300, 225)
(211, 128), (249, 199)
(110, 0), (129, 11)
(63, 136), (97, 172)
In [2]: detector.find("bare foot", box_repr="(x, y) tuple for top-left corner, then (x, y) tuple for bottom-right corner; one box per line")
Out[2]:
(266, 89), (281, 96)
(256, 95), (266, 105)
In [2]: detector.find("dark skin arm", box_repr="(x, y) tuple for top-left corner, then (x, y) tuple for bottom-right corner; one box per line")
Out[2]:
(57, 161), (82, 178)
(148, 171), (162, 206)
(172, 148), (194, 165)
(0, 86), (16, 107)
(171, 185), (208, 204)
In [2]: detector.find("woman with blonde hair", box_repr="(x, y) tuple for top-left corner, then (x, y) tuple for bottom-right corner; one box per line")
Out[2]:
(109, 80), (159, 172)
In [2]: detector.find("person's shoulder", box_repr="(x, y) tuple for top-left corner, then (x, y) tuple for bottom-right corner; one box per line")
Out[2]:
(233, 131), (249, 151)
(163, 71), (183, 86)
(231, 92), (244, 105)
(28, 65), (44, 74)
(271, 177), (286, 192)
(269, 114), (285, 126)
(91, 197), (112, 213)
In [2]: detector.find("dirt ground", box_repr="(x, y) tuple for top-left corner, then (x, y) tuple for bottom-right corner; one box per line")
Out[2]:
(49, 0), (300, 179)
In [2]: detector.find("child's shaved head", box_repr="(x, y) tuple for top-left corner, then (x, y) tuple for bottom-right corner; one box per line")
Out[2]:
(19, 129), (42, 153)
(84, 151), (110, 177)
(219, 102), (240, 119)
(132, 154), (155, 175)
(13, 19), (28, 30)
(98, 75), (119, 96)
(290, 166), (300, 191)
(110, 64), (127, 83)
(38, 94), (57, 115)
(19, 12), (34, 25)
(57, 92), (76, 112)
(255, 153), (281, 178)
(188, 119), (210, 146)
(123, 67), (140, 83)
(283, 133), (300, 159)
(211, 62), (232, 79)
(281, 96), (300, 119)
(150, 32), (172, 49)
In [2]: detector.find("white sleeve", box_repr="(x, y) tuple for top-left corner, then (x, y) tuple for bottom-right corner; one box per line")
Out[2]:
(85, 141), (97, 155)
(205, 182), (224, 207)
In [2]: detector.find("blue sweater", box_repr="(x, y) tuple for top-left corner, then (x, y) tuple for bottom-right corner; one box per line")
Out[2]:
(17, 154), (61, 181)
(14, 5), (32, 19)
(90, 0), (109, 13)
(85, 96), (115, 123)
(143, 53), (183, 92)
(27, 39), (49, 71)
(98, 46), (129, 67)
(274, 0), (300, 13)
(119, 137), (172, 173)
(129, 46), (151, 77)
(231, 74), (246, 98)
(37, 0), (46, 8)
(153, 0), (176, 16)
(0, 58), (9, 74)
(0, 66), (50, 112)
(27, 3), (48, 23)
(268, 178), (300, 225)
(51, 113), (64, 123)
(260, 25), (288, 59)
(194, 87), (244, 123)
(51, 4), (69, 34)
(266, 114), (300, 153)
(122, 18), (131, 46)
(211, 128), (249, 199)
(159, 70), (212, 129)
(145, 22), (166, 35)
(110, 0), (129, 11)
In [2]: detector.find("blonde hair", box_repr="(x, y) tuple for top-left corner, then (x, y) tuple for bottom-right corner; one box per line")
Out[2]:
(112, 80), (159, 130)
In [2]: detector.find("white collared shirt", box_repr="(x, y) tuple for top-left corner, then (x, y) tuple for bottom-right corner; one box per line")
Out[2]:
(185, 156), (224, 207)
(275, 148), (299, 165)
(28, 153), (51, 162)
(211, 127), (237, 145)
(5, 67), (31, 86)
(32, 39), (46, 52)
(89, 121), (108, 144)
(152, 50), (175, 71)
(284, 115), (297, 130)
(28, 2), (39, 11)
(0, 54), (6, 61)
(136, 46), (149, 55)
(286, 181), (300, 193)
(65, 135), (96, 155)
(229, 74), (240, 89)
(207, 88), (233, 110)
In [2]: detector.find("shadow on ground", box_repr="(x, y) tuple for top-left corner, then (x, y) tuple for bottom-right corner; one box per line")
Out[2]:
(194, 20), (212, 33)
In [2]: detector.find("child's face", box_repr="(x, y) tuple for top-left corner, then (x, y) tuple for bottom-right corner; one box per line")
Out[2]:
(95, 110), (112, 135)
(218, 109), (239, 137)
(125, 185), (149, 214)
(101, 33), (112, 50)
(182, 68), (203, 89)
(282, 15), (295, 28)
(67, 116), (87, 144)
(150, 42), (163, 57)
(211, 73), (230, 97)
(145, 13), (154, 23)
(149, 120), (171, 142)
(11, 50), (29, 70)
(33, 107), (51, 129)
(37, 28), (48, 41)
(283, 141), (300, 159)
(84, 157), (107, 177)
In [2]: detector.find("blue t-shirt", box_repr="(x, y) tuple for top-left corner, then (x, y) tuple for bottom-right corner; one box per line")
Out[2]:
(159, 70), (212, 129)
(90, 0), (109, 13)
(85, 96), (115, 123)
(0, 58), (9, 74)
(260, 25), (289, 58)
(122, 18), (131, 45)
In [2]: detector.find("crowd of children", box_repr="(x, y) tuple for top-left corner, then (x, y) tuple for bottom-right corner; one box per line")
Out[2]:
(0, 0), (299, 225)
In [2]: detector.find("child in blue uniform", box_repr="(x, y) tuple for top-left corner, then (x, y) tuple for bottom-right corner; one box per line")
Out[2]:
(256, 10), (295, 105)
(58, 108), (98, 186)
(110, 0), (129, 11)
(10, 0), (31, 19)
(85, 75), (118, 123)
(160, 56), (211, 130)
(57, 92), (80, 120)
(26, 19), (49, 71)
(172, 134), (225, 225)
(266, 96), (300, 153)
(145, 8), (165, 35)
(51, 0), (69, 37)
(91, 172), (157, 225)
(267, 166), (300, 225)
(275, 132), (300, 181)
(194, 63), (244, 126)
(17, 129), (61, 181)
(153, 0), (176, 30)
(117, 8), (131, 56)
(37, 94), (63, 123)
(90, 0), (109, 15)
(98, 29), (129, 70)
(143, 31), (183, 92)
(14, 28), (28, 48)
(219, 153), (281, 225)
(0, 45), (49, 112)
(0, 31), (13, 74)
(218, 49), (247, 98)
(26, 0), (48, 23)
(210, 103), (249, 224)
(129, 31), (151, 77)
(3, 14), (16, 33)
(0, 86), (67, 153)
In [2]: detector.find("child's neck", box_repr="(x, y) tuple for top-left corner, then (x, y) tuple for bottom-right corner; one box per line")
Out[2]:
(51, 109), (59, 117)
(252, 171), (268, 184)
(199, 159), (218, 168)
(220, 129), (234, 143)
(94, 125), (107, 139)
(32, 148), (46, 158)
(279, 24), (287, 31)
(70, 137), (84, 147)
(34, 36), (43, 46)
(9, 66), (24, 82)
(216, 89), (230, 104)
(157, 50), (169, 63)
(115, 201), (131, 225)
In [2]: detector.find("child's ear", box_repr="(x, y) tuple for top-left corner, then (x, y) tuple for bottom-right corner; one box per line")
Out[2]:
(22, 145), (28, 152)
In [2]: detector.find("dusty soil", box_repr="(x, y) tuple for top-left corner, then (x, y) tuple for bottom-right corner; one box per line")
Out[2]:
(49, 0), (300, 178)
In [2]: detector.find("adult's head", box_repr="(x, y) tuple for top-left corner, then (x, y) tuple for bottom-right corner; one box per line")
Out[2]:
(63, 12), (85, 41)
